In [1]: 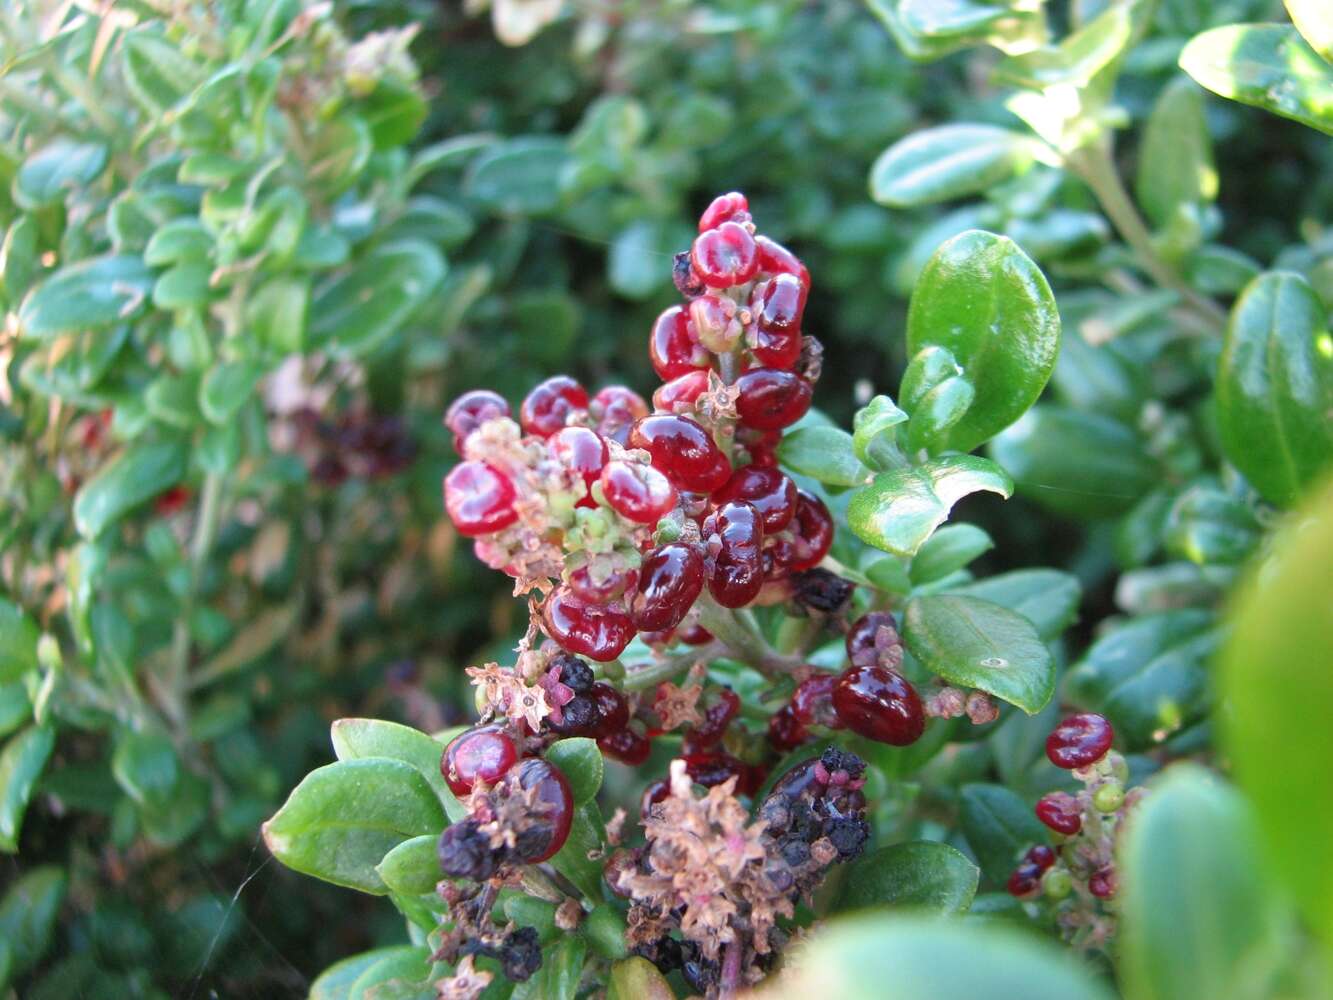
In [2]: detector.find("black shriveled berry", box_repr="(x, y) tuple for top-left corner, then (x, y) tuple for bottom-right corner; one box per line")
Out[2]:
(672, 250), (705, 298)
(500, 926), (543, 982)
(552, 653), (595, 694)
(437, 820), (500, 881)
(634, 935), (683, 972)
(827, 816), (870, 859)
(549, 694), (598, 735)
(792, 568), (854, 613)
(819, 747), (866, 780)
(780, 836), (812, 867)
(682, 954), (720, 993)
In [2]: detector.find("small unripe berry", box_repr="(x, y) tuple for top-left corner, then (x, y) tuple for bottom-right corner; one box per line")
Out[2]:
(690, 294), (743, 353)
(1042, 868), (1074, 900)
(1092, 782), (1125, 813)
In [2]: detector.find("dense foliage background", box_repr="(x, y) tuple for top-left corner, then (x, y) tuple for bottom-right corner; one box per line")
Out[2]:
(0, 0), (1331, 997)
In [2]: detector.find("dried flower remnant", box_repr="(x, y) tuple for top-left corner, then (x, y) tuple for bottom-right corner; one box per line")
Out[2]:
(436, 955), (492, 1000)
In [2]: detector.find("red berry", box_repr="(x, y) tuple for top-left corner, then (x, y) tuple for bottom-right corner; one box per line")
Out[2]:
(1089, 866), (1117, 899)
(711, 466), (798, 532)
(678, 624), (713, 646)
(551, 426), (609, 508)
(568, 563), (638, 604)
(734, 368), (812, 431)
(754, 234), (810, 286)
(767, 705), (809, 751)
(640, 778), (670, 821)
(1007, 864), (1042, 898)
(519, 375), (588, 437)
(649, 305), (708, 381)
(441, 724), (519, 797)
(691, 222), (758, 288)
(629, 414), (731, 493)
(632, 543), (705, 632)
(444, 461), (519, 536)
(1025, 844), (1056, 872)
(599, 460), (678, 524)
(785, 489), (834, 571)
(681, 751), (749, 790)
(790, 672), (841, 729)
(589, 682), (630, 737)
(652, 370), (712, 414)
(751, 323), (803, 371)
(444, 389), (510, 454)
(1035, 791), (1083, 836)
(504, 758), (574, 862)
(754, 273), (807, 334)
(541, 587), (635, 662)
(591, 385), (648, 446)
(683, 688), (740, 752)
(1046, 713), (1114, 769)
(845, 611), (901, 669)
(702, 501), (765, 608)
(698, 192), (749, 232)
(154, 485), (191, 516)
(598, 726), (652, 765)
(832, 665), (925, 745)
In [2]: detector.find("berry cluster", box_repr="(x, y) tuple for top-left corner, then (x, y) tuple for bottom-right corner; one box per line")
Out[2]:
(286, 406), (418, 486)
(1008, 713), (1143, 952)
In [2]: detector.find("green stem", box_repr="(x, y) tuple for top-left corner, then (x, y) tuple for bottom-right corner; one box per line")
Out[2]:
(694, 598), (804, 677)
(163, 471), (225, 730)
(1067, 143), (1228, 333)
(622, 642), (722, 692)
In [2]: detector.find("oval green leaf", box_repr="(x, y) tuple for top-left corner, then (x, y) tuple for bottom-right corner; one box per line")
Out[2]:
(906, 230), (1060, 452)
(959, 782), (1049, 886)
(835, 841), (979, 915)
(330, 718), (459, 818)
(19, 256), (154, 338)
(73, 440), (189, 540)
(544, 737), (603, 806)
(945, 568), (1081, 641)
(309, 240), (445, 357)
(375, 834), (440, 897)
(777, 425), (871, 487)
(871, 124), (1037, 207)
(0, 725), (55, 852)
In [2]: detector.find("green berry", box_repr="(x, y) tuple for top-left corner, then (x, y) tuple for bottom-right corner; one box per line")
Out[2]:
(1042, 868), (1073, 900)
(1093, 782), (1125, 813)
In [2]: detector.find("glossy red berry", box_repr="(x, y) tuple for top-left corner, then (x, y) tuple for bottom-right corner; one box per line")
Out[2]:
(652, 370), (712, 414)
(632, 543), (705, 632)
(711, 466), (798, 532)
(444, 461), (519, 536)
(505, 758), (574, 863)
(567, 563), (638, 604)
(754, 273), (806, 334)
(1046, 713), (1114, 769)
(735, 368), (813, 430)
(681, 751), (750, 791)
(702, 501), (765, 608)
(678, 624), (713, 645)
(750, 324), (802, 371)
(1026, 844), (1056, 872)
(683, 687), (740, 752)
(441, 724), (519, 797)
(1089, 866), (1117, 899)
(767, 705), (809, 751)
(629, 414), (731, 493)
(598, 725), (652, 766)
(551, 426), (609, 507)
(541, 587), (634, 662)
(650, 305), (709, 381)
(1007, 865), (1042, 898)
(444, 389), (510, 453)
(790, 672), (842, 729)
(599, 460), (678, 524)
(589, 682), (630, 737)
(832, 665), (925, 746)
(785, 489), (834, 571)
(845, 611), (901, 669)
(691, 222), (758, 288)
(1035, 791), (1084, 836)
(698, 192), (749, 232)
(754, 234), (810, 286)
(640, 778), (670, 822)
(519, 375), (589, 437)
(591, 385), (648, 445)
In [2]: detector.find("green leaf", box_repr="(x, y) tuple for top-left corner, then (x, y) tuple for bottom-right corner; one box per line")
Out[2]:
(606, 957), (675, 1000)
(347, 945), (431, 1000)
(1163, 482), (1261, 566)
(513, 936), (586, 1000)
(1120, 766), (1287, 1000)
(262, 758), (445, 894)
(152, 263), (216, 310)
(905, 376), (975, 455)
(582, 903), (629, 960)
(1064, 610), (1217, 749)
(375, 834), (440, 896)
(544, 738), (603, 806)
(835, 841), (979, 915)
(852, 395), (909, 469)
(464, 137), (569, 216)
(848, 456), (1013, 558)
(311, 947), (425, 1000)
(959, 782), (1048, 886)
(145, 373), (203, 429)
(309, 240), (446, 356)
(362, 78), (427, 150)
(1, 216), (38, 306)
(871, 125), (1038, 207)
(200, 362), (262, 425)
(1220, 481), (1333, 945)
(906, 230), (1061, 452)
(550, 804), (605, 902)
(993, 4), (1133, 90)
(910, 524), (993, 586)
(608, 219), (690, 300)
(945, 569), (1080, 641)
(779, 912), (1115, 999)
(903, 594), (1055, 714)
(144, 219), (213, 267)
(777, 426), (871, 487)
(123, 29), (204, 114)
(0, 601), (40, 684)
(247, 275), (309, 354)
(1288, 0), (1333, 62)
(73, 440), (188, 539)
(0, 683), (32, 739)
(1136, 78), (1217, 230)
(19, 256), (154, 337)
(1215, 271), (1333, 506)
(1180, 24), (1333, 136)
(989, 405), (1156, 518)
(0, 725), (55, 851)
(330, 718), (459, 817)
(111, 730), (179, 809)
(0, 866), (67, 976)
(13, 140), (108, 210)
